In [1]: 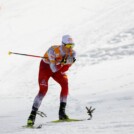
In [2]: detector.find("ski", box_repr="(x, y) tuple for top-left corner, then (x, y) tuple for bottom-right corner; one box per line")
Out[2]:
(22, 124), (43, 129)
(22, 106), (95, 129)
(50, 106), (95, 123)
(50, 118), (85, 123)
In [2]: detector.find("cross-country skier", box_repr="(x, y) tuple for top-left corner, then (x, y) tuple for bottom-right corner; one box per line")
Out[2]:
(27, 35), (76, 126)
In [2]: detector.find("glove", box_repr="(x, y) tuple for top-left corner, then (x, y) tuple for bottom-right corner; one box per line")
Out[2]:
(61, 56), (67, 65)
(73, 57), (76, 63)
(61, 56), (76, 65)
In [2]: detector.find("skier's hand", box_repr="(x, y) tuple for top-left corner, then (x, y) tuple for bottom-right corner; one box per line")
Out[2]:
(61, 57), (76, 65)
(73, 57), (76, 63)
(61, 57), (67, 65)
(66, 57), (76, 64)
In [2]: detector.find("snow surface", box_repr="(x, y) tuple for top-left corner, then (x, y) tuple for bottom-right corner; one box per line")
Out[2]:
(0, 0), (134, 133)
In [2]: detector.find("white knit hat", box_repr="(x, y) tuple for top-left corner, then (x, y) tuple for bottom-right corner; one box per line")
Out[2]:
(62, 35), (74, 44)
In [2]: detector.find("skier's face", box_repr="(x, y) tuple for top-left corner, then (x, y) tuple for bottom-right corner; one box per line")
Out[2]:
(62, 44), (73, 53)
(64, 43), (74, 49)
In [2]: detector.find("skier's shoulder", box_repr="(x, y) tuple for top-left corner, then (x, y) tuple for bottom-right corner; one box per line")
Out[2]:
(49, 45), (60, 51)
(51, 45), (60, 49)
(48, 45), (60, 55)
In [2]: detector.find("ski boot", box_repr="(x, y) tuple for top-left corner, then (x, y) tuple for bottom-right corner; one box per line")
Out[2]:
(27, 108), (37, 126)
(59, 102), (69, 120)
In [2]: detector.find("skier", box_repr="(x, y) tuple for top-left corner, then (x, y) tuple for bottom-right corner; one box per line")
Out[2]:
(27, 35), (76, 126)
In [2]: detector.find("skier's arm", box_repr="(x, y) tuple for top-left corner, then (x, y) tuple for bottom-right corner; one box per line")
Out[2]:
(60, 51), (76, 72)
(48, 49), (58, 73)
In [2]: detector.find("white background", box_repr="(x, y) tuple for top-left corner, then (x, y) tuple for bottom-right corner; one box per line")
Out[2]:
(0, 0), (134, 133)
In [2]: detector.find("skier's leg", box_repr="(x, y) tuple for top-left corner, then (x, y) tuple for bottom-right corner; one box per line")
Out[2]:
(27, 61), (52, 126)
(27, 89), (48, 126)
(52, 72), (69, 120)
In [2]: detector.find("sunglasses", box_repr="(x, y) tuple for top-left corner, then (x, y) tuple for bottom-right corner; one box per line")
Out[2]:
(64, 43), (75, 48)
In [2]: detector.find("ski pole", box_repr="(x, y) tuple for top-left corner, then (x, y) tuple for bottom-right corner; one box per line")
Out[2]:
(8, 51), (44, 58)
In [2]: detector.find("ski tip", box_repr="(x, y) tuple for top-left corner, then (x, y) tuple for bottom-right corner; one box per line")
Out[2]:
(22, 124), (43, 129)
(22, 125), (34, 129)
